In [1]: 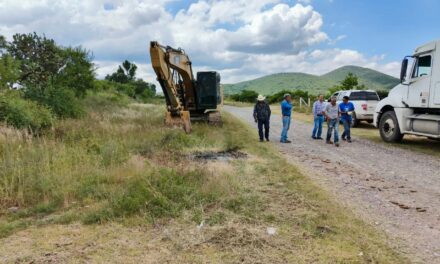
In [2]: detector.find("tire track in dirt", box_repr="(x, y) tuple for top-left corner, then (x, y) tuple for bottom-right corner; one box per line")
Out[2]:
(224, 106), (440, 263)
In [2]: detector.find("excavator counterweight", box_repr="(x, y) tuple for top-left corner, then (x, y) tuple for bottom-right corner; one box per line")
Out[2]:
(149, 41), (222, 133)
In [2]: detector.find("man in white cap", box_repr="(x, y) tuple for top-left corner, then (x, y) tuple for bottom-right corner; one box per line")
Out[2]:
(253, 94), (271, 142)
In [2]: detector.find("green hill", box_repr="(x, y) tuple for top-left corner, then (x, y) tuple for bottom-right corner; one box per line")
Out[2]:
(223, 65), (399, 95)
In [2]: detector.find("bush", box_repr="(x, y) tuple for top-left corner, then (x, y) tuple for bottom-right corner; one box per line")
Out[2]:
(94, 80), (155, 103)
(230, 90), (259, 102)
(267, 89), (310, 104)
(0, 91), (53, 132)
(24, 85), (85, 119)
(44, 87), (85, 118)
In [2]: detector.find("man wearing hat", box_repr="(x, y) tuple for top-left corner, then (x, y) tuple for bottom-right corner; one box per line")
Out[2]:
(280, 93), (293, 143)
(253, 95), (271, 142)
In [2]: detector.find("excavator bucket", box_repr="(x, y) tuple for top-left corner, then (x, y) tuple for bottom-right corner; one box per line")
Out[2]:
(165, 111), (191, 134)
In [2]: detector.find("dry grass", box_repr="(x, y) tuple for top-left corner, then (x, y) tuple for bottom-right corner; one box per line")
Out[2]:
(0, 96), (408, 263)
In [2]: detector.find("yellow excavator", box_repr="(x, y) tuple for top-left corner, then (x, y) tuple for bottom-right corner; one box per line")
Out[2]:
(150, 41), (222, 133)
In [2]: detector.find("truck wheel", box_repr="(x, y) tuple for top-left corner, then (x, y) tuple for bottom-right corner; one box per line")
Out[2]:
(351, 113), (360, 127)
(379, 111), (404, 142)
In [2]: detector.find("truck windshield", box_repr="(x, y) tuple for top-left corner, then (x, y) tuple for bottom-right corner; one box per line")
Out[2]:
(349, 91), (379, 101)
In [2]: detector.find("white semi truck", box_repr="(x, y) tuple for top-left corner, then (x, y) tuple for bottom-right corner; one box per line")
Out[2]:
(374, 40), (440, 142)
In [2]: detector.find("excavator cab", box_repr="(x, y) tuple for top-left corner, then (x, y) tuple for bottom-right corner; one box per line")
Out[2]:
(196, 71), (222, 109)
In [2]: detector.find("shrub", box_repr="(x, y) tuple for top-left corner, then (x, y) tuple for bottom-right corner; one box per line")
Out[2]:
(24, 86), (85, 119)
(230, 90), (259, 102)
(44, 87), (85, 118)
(0, 91), (53, 132)
(267, 89), (310, 104)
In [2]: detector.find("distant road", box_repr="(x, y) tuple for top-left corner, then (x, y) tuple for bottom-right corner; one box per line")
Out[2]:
(224, 105), (440, 263)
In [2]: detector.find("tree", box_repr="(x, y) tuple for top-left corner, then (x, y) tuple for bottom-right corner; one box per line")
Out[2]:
(104, 60), (156, 100)
(326, 72), (366, 98)
(0, 36), (7, 54)
(105, 60), (137, 83)
(5, 33), (94, 98)
(340, 72), (358, 90)
(7, 33), (64, 91)
(54, 47), (95, 98)
(132, 79), (155, 99)
(0, 54), (20, 90)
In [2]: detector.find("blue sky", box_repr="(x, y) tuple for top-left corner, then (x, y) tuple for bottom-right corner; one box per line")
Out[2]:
(316, 0), (440, 60)
(0, 0), (439, 84)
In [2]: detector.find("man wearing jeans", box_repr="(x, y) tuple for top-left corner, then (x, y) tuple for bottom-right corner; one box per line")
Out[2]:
(311, 95), (325, 140)
(280, 94), (293, 143)
(339, 96), (355, 143)
(253, 95), (271, 142)
(324, 97), (340, 147)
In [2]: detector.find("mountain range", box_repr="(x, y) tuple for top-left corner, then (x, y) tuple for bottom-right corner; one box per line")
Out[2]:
(223, 65), (400, 95)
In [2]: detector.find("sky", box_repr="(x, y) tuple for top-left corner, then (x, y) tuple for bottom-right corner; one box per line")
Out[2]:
(1, 0), (440, 86)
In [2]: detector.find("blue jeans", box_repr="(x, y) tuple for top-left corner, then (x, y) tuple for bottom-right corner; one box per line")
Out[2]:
(281, 116), (291, 142)
(312, 115), (324, 138)
(341, 119), (351, 140)
(326, 118), (339, 143)
(257, 119), (270, 140)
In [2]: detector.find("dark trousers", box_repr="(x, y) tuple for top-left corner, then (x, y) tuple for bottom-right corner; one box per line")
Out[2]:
(258, 119), (270, 140)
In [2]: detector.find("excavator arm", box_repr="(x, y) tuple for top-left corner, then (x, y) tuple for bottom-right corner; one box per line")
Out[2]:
(150, 42), (197, 110)
(150, 41), (195, 132)
(150, 41), (223, 133)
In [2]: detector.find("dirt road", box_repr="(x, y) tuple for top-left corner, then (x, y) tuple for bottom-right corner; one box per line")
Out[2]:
(224, 106), (440, 263)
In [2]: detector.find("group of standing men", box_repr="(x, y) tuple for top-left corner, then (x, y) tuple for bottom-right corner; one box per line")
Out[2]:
(253, 93), (355, 146)
(311, 95), (355, 147)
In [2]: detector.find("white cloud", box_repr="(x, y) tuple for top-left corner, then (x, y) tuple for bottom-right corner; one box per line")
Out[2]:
(0, 0), (399, 88)
(226, 4), (328, 54)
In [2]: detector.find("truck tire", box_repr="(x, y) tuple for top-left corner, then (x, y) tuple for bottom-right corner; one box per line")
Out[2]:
(379, 111), (404, 142)
(351, 112), (360, 127)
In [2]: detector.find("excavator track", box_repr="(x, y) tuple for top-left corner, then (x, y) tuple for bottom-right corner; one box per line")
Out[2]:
(207, 111), (222, 126)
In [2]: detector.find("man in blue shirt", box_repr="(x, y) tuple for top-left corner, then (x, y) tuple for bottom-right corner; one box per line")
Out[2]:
(280, 93), (293, 143)
(339, 96), (355, 143)
(311, 95), (325, 140)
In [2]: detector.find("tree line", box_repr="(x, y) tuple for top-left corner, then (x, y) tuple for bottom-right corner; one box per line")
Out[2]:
(228, 73), (389, 103)
(0, 32), (156, 132)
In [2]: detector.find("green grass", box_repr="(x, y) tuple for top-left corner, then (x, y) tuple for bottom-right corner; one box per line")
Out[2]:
(0, 93), (408, 263)
(224, 65), (399, 95)
(0, 93), (251, 233)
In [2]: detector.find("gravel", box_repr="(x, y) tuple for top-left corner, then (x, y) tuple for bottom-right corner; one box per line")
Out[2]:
(225, 106), (440, 263)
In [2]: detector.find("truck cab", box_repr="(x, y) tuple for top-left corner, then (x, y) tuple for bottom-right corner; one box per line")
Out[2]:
(374, 40), (440, 142)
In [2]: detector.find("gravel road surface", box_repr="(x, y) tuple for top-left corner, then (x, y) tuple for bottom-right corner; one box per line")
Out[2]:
(224, 106), (440, 263)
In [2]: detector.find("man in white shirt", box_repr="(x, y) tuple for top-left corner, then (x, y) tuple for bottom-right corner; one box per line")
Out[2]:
(311, 95), (326, 140)
(324, 96), (340, 147)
